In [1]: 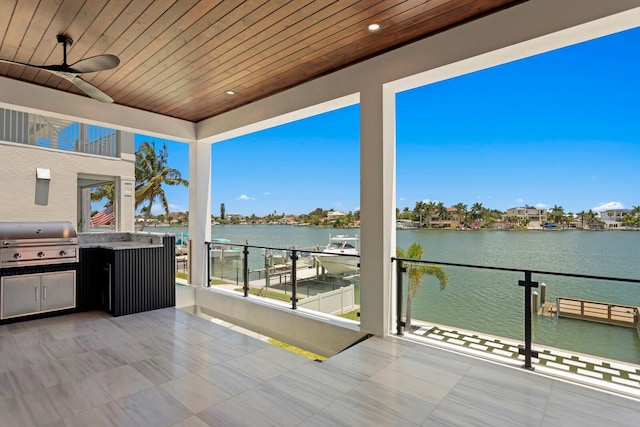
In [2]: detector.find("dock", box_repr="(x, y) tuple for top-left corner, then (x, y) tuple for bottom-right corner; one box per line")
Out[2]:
(542, 297), (639, 329)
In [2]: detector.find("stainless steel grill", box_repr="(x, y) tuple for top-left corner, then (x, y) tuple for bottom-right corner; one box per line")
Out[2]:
(0, 221), (78, 269)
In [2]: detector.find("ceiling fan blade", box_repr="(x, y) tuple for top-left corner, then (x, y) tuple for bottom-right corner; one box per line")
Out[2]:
(69, 54), (120, 73)
(71, 76), (114, 103)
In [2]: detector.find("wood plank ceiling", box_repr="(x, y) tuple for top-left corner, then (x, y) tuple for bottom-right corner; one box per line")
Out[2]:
(0, 0), (523, 123)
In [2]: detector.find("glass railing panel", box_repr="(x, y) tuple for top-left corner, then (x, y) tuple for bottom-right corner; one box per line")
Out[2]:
(403, 264), (523, 342)
(295, 251), (360, 321)
(208, 243), (244, 290)
(531, 275), (640, 365)
(0, 107), (117, 157)
(394, 257), (640, 367)
(204, 241), (361, 322)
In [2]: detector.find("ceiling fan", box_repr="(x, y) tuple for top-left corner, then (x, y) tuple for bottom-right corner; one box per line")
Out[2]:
(0, 34), (120, 103)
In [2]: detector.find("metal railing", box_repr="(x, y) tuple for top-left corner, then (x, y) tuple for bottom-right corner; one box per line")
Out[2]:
(0, 107), (117, 157)
(392, 257), (640, 369)
(205, 240), (360, 314)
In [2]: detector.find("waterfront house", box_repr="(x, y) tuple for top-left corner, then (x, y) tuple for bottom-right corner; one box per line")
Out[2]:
(506, 206), (548, 225)
(1, 2), (640, 424)
(600, 209), (631, 229)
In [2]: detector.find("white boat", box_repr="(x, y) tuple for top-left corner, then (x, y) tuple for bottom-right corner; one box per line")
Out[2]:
(210, 238), (242, 261)
(314, 234), (359, 275)
(175, 233), (189, 255)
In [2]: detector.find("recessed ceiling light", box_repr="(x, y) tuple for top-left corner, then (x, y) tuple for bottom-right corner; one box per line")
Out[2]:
(367, 23), (381, 32)
(226, 90), (236, 95)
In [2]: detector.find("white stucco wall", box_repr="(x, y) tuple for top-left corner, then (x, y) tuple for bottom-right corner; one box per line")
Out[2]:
(0, 141), (133, 226)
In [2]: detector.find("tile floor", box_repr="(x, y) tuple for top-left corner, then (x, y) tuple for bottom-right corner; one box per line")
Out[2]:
(0, 308), (639, 426)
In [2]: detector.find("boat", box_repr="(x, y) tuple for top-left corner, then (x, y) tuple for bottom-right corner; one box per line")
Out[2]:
(314, 234), (359, 275)
(210, 238), (242, 261)
(175, 233), (189, 255)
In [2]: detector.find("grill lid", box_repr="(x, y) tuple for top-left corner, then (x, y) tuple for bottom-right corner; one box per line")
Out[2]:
(0, 221), (77, 243)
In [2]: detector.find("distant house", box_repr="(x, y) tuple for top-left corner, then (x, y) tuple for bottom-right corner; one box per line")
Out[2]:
(227, 213), (245, 223)
(506, 206), (547, 223)
(599, 209), (630, 230)
(327, 211), (346, 220)
(278, 215), (298, 225)
(599, 209), (630, 222)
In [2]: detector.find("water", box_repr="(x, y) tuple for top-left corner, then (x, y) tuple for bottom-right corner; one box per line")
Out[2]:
(156, 224), (640, 364)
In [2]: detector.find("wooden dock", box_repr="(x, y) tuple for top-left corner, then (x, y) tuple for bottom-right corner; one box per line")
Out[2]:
(549, 297), (639, 328)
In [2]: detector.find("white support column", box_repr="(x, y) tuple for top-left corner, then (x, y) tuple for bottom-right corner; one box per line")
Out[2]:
(188, 141), (212, 287)
(80, 187), (91, 232)
(115, 177), (135, 232)
(115, 131), (136, 232)
(359, 83), (396, 337)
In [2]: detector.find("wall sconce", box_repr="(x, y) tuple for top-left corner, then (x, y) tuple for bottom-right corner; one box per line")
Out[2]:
(36, 168), (51, 180)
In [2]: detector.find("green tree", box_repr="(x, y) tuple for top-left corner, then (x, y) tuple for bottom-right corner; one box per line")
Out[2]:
(584, 209), (598, 226)
(436, 202), (448, 227)
(220, 203), (226, 220)
(622, 206), (640, 227)
(413, 201), (426, 227)
(453, 202), (467, 228)
(90, 183), (115, 214)
(135, 141), (189, 230)
(576, 210), (586, 229)
(470, 202), (485, 228)
(396, 243), (448, 331)
(424, 201), (437, 228)
(548, 205), (565, 225)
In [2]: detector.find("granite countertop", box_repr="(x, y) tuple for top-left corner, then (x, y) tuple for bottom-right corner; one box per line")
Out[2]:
(78, 232), (166, 250)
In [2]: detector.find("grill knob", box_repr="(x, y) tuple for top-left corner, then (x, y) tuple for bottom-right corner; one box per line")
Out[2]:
(37, 251), (45, 258)
(13, 253), (21, 259)
(59, 250), (68, 256)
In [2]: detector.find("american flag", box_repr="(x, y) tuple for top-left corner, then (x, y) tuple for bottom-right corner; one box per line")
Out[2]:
(91, 205), (115, 227)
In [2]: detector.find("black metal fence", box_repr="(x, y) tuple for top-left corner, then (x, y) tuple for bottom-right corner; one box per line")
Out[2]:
(392, 257), (640, 369)
(205, 241), (360, 311)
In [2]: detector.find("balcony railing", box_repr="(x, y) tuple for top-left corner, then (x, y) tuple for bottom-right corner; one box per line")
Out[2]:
(205, 241), (360, 318)
(392, 257), (640, 368)
(0, 107), (117, 157)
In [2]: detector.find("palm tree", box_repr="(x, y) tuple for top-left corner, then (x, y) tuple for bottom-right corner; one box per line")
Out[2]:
(413, 201), (426, 227)
(436, 202), (448, 227)
(135, 141), (189, 230)
(396, 243), (448, 331)
(576, 210), (586, 229)
(453, 202), (467, 228)
(424, 201), (437, 228)
(548, 205), (565, 225)
(91, 183), (115, 207)
(470, 202), (484, 228)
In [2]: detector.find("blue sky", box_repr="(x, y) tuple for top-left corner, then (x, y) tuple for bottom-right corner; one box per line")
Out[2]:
(136, 27), (640, 217)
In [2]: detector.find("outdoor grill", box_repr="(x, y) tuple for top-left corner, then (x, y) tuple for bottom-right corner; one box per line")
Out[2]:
(0, 221), (78, 269)
(0, 221), (79, 322)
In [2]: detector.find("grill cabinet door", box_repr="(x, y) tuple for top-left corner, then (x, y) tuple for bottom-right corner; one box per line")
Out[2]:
(1, 275), (41, 319)
(40, 271), (76, 312)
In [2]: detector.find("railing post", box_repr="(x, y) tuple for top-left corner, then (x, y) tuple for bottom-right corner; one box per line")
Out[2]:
(396, 259), (406, 336)
(518, 270), (539, 369)
(206, 242), (211, 287)
(243, 245), (249, 297)
(291, 249), (298, 309)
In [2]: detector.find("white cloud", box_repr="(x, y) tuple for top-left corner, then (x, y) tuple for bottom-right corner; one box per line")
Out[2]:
(534, 203), (547, 209)
(236, 194), (254, 201)
(592, 201), (625, 212)
(516, 198), (524, 203)
(264, 192), (271, 196)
